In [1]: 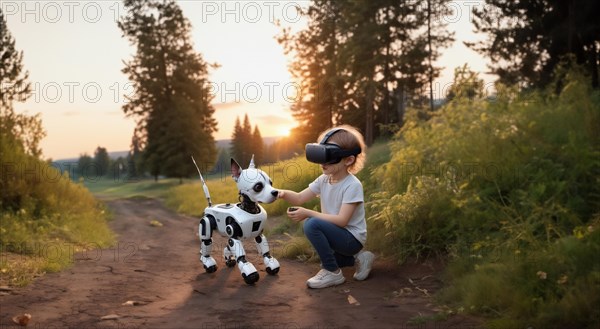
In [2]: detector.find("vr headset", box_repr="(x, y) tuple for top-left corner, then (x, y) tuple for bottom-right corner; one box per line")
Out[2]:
(305, 128), (361, 164)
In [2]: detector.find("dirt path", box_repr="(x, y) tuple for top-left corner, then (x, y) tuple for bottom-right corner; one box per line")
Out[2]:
(1, 198), (480, 328)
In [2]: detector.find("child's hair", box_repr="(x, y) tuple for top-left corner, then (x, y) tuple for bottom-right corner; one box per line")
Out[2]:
(317, 125), (367, 174)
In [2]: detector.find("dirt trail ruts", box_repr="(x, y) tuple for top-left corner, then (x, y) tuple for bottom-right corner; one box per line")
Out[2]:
(0, 198), (481, 328)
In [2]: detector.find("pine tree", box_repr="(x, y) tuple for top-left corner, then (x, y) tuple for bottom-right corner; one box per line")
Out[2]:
(0, 9), (30, 110)
(230, 116), (243, 164)
(230, 115), (264, 166)
(278, 0), (345, 144)
(0, 8), (46, 158)
(94, 146), (110, 177)
(252, 125), (264, 165)
(469, 0), (600, 88)
(118, 0), (217, 181)
(240, 114), (253, 165)
(77, 154), (94, 180)
(279, 1), (454, 145)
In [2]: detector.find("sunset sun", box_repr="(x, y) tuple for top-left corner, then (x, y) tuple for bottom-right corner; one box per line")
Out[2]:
(279, 127), (291, 137)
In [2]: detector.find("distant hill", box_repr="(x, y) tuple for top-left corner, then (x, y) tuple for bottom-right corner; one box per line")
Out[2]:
(215, 136), (280, 150)
(53, 137), (284, 164)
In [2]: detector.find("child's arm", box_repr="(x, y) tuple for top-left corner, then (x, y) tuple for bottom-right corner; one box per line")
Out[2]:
(277, 188), (316, 205)
(289, 203), (359, 228)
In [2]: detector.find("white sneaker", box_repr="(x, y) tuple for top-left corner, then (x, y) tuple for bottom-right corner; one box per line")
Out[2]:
(306, 269), (345, 289)
(353, 251), (374, 281)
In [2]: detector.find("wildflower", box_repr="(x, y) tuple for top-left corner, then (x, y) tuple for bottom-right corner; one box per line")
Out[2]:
(557, 275), (568, 285)
(536, 271), (547, 280)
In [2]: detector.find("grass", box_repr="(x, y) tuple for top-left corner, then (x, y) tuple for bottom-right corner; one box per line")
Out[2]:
(272, 233), (318, 262)
(83, 177), (185, 200)
(0, 245), (74, 287)
(0, 155), (116, 286)
(0, 206), (116, 286)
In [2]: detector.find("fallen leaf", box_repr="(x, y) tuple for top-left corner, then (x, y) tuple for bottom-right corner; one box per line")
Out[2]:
(100, 314), (120, 321)
(12, 314), (31, 326)
(347, 294), (360, 306)
(149, 220), (163, 227)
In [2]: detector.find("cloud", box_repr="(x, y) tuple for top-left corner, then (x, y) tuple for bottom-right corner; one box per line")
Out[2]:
(213, 102), (242, 110)
(256, 115), (293, 126)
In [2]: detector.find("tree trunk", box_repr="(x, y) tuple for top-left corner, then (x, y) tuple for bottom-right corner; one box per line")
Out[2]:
(427, 0), (434, 111)
(396, 85), (406, 127)
(365, 84), (375, 146)
(590, 43), (599, 89)
(567, 0), (575, 53)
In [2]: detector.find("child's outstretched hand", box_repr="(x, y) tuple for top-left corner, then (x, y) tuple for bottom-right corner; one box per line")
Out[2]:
(277, 190), (286, 199)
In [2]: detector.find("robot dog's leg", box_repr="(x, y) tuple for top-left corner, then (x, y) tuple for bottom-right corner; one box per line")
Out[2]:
(227, 238), (259, 285)
(223, 244), (236, 268)
(255, 234), (280, 275)
(199, 215), (217, 273)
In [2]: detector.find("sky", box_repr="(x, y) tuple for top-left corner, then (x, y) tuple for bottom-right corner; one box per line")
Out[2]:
(4, 0), (493, 160)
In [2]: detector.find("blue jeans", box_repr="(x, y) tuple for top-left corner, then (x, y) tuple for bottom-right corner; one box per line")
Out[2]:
(303, 217), (363, 272)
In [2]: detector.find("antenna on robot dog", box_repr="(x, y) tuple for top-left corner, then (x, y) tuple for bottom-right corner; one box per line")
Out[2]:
(191, 156), (212, 207)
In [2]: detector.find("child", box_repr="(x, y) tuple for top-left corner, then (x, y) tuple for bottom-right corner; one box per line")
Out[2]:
(277, 125), (375, 289)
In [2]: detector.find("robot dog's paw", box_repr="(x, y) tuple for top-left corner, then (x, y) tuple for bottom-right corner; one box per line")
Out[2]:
(264, 256), (280, 275)
(201, 256), (218, 273)
(204, 264), (217, 273)
(242, 272), (260, 285)
(266, 266), (280, 275)
(239, 261), (259, 285)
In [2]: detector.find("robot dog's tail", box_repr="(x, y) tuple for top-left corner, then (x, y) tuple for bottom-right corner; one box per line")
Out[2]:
(191, 156), (212, 207)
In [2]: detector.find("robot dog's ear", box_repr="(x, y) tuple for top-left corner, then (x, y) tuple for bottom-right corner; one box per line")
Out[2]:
(231, 158), (242, 182)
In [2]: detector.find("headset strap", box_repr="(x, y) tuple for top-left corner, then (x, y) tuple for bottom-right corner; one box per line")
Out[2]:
(321, 128), (344, 144)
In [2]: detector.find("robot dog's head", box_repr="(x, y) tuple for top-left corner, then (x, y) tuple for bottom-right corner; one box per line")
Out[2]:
(231, 157), (278, 204)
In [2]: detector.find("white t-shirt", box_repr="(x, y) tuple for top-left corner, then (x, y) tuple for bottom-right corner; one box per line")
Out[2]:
(308, 174), (367, 245)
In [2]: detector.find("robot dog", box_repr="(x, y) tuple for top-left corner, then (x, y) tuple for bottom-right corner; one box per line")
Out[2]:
(192, 156), (281, 285)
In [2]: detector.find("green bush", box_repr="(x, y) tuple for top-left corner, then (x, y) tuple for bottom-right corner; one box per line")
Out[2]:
(369, 66), (600, 327)
(1, 129), (114, 286)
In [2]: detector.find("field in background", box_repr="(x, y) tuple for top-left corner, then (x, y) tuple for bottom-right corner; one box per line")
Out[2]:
(83, 178), (185, 200)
